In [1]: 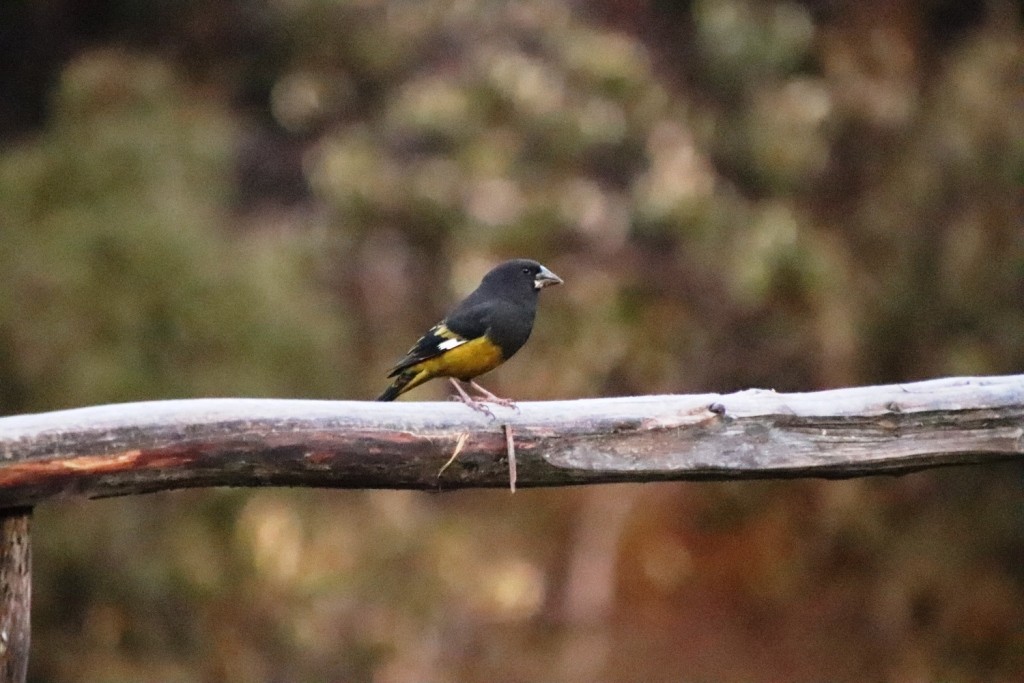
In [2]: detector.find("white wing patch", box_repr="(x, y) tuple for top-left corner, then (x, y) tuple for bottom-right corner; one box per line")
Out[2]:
(437, 337), (468, 351)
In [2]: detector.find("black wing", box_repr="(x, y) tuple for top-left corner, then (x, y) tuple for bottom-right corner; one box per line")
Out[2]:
(386, 302), (491, 376)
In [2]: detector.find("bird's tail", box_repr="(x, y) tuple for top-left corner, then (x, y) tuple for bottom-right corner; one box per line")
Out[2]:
(376, 371), (417, 401)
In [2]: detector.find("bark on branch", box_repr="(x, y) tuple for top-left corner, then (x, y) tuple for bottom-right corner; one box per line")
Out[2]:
(0, 509), (30, 682)
(0, 375), (1022, 507)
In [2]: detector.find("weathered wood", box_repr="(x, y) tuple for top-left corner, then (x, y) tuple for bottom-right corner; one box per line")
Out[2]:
(0, 509), (30, 683)
(0, 375), (1021, 507)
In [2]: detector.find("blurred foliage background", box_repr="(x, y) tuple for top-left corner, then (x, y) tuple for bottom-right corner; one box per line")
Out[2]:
(1, 0), (1023, 681)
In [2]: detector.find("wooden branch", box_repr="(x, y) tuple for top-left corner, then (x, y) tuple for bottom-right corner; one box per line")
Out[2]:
(0, 375), (1022, 507)
(0, 509), (30, 683)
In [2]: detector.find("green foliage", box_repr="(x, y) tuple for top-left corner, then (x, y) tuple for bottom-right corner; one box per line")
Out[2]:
(0, 52), (348, 410)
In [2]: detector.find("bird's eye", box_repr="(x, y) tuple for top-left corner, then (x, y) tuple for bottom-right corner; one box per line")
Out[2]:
(522, 267), (531, 274)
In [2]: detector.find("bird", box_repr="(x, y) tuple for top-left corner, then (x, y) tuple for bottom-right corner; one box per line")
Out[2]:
(377, 258), (562, 411)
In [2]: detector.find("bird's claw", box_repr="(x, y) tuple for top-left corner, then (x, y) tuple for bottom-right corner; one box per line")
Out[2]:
(486, 396), (519, 411)
(446, 394), (495, 418)
(463, 399), (496, 419)
(467, 381), (520, 412)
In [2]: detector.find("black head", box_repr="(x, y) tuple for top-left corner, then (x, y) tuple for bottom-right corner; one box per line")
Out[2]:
(477, 259), (563, 299)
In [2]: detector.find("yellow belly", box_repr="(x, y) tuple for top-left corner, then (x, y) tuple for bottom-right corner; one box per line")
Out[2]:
(416, 336), (504, 381)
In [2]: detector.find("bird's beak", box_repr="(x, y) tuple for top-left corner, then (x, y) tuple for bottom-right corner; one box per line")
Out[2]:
(534, 265), (563, 290)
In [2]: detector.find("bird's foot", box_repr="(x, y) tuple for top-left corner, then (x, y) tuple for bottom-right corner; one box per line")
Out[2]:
(462, 397), (496, 418)
(467, 380), (520, 412)
(448, 379), (496, 418)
